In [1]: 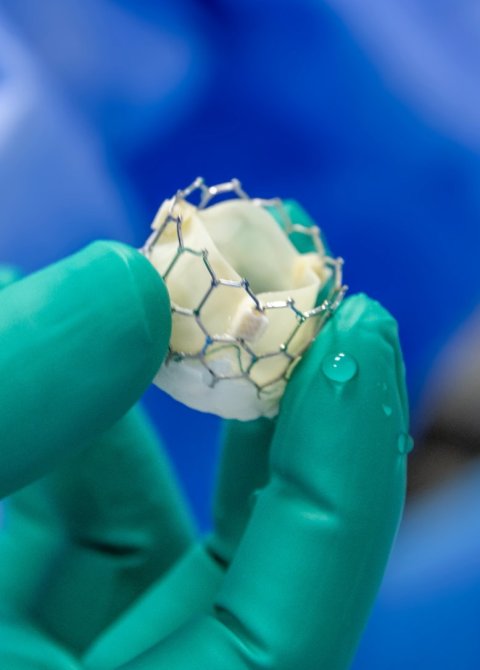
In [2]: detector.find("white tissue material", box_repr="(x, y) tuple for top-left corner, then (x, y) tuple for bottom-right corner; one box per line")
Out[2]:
(146, 186), (335, 420)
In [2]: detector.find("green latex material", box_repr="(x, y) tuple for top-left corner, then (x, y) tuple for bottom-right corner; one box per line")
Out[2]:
(0, 406), (195, 653)
(0, 241), (171, 498)
(0, 244), (194, 660)
(0, 206), (409, 670)
(85, 418), (276, 667)
(0, 264), (23, 290)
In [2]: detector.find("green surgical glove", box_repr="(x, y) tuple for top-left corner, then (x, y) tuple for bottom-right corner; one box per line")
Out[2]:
(0, 205), (409, 670)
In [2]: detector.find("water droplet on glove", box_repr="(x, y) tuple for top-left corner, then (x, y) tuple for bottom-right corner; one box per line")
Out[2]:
(321, 352), (358, 382)
(398, 432), (414, 454)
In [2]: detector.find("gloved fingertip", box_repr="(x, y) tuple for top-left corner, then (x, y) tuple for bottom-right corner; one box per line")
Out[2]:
(336, 293), (399, 340)
(0, 241), (173, 495)
(83, 241), (172, 375)
(333, 294), (409, 421)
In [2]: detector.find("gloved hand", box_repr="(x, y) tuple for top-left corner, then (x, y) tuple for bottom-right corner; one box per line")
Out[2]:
(0, 203), (409, 670)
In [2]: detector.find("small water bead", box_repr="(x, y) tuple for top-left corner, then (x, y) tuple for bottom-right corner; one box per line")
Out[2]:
(382, 404), (393, 417)
(321, 352), (358, 383)
(398, 432), (414, 455)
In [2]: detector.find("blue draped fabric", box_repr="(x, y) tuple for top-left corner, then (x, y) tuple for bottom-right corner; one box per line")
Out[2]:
(0, 3), (478, 666)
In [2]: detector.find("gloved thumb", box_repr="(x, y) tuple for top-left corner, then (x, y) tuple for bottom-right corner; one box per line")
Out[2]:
(0, 241), (170, 498)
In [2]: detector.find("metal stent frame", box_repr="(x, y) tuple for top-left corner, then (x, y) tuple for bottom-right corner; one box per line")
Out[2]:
(141, 177), (347, 399)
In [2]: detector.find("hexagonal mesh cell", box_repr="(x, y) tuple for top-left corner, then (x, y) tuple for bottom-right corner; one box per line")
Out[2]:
(142, 177), (346, 416)
(164, 249), (214, 310)
(169, 309), (206, 355)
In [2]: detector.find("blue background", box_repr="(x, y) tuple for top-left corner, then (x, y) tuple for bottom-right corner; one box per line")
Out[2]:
(1, 2), (479, 667)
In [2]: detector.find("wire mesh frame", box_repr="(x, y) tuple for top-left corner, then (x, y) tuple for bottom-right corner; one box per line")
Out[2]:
(141, 177), (347, 398)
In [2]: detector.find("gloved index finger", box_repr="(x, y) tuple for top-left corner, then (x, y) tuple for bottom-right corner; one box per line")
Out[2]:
(214, 294), (408, 669)
(114, 294), (409, 670)
(0, 241), (171, 499)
